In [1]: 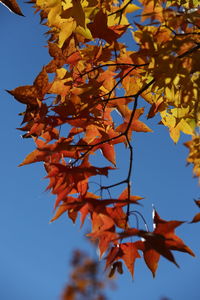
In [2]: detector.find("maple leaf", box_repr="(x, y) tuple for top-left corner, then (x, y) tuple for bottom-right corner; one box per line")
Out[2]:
(0, 0), (24, 16)
(153, 210), (194, 256)
(118, 210), (194, 276)
(116, 107), (152, 137)
(139, 210), (195, 276)
(106, 243), (140, 278)
(141, 0), (163, 22)
(89, 229), (118, 258)
(109, 261), (123, 277)
(194, 199), (200, 208)
(7, 86), (38, 106)
(33, 67), (49, 99)
(9, 0), (199, 281)
(19, 149), (48, 166)
(7, 67), (50, 106)
(100, 143), (116, 166)
(117, 187), (144, 206)
(48, 42), (63, 59)
(190, 213), (200, 223)
(88, 10), (129, 44)
(184, 136), (200, 180)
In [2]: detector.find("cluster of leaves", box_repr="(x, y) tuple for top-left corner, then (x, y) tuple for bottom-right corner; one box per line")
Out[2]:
(6, 0), (200, 277)
(62, 249), (113, 300)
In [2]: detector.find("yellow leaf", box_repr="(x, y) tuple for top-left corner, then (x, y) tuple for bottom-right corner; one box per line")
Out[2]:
(165, 86), (174, 101)
(58, 18), (76, 47)
(48, 4), (62, 26)
(62, 0), (73, 10)
(75, 25), (93, 40)
(178, 119), (194, 135)
(56, 68), (67, 79)
(125, 3), (140, 14)
(170, 119), (194, 143)
(171, 107), (190, 119)
(165, 77), (171, 85)
(161, 111), (176, 128)
(49, 79), (71, 98)
(108, 12), (130, 26)
(36, 0), (59, 8)
(169, 126), (180, 143)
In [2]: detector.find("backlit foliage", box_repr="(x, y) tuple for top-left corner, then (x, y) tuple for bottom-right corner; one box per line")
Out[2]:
(6, 0), (200, 277)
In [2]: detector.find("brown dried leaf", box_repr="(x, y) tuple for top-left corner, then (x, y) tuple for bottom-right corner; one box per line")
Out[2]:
(1, 0), (24, 16)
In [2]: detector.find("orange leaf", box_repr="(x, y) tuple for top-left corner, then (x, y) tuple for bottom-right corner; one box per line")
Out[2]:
(19, 149), (47, 166)
(116, 107), (152, 135)
(190, 213), (200, 223)
(120, 243), (141, 278)
(118, 187), (144, 205)
(101, 143), (116, 166)
(50, 204), (69, 222)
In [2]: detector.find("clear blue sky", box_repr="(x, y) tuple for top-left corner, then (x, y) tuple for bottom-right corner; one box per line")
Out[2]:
(0, 2), (199, 300)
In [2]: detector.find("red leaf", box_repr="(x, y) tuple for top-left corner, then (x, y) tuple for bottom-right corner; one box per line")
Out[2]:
(153, 210), (195, 257)
(135, 240), (160, 277)
(106, 243), (140, 278)
(88, 10), (128, 44)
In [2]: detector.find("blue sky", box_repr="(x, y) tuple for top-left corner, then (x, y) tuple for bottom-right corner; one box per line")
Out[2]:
(0, 2), (199, 300)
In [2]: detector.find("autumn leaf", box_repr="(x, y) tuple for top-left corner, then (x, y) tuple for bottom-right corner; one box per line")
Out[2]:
(8, 0), (199, 280)
(89, 229), (118, 258)
(118, 187), (144, 205)
(136, 241), (160, 277)
(153, 210), (195, 257)
(19, 149), (47, 166)
(119, 243), (141, 277)
(7, 86), (38, 106)
(190, 213), (200, 223)
(109, 261), (123, 277)
(116, 107), (152, 137)
(117, 210), (194, 276)
(194, 199), (200, 208)
(106, 243), (140, 278)
(88, 10), (128, 44)
(0, 0), (24, 16)
(33, 67), (49, 98)
(100, 143), (116, 166)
